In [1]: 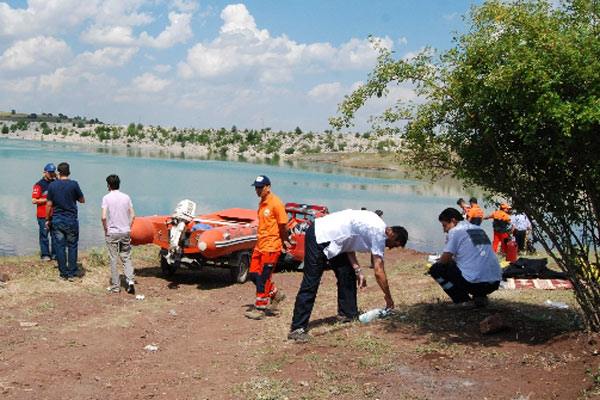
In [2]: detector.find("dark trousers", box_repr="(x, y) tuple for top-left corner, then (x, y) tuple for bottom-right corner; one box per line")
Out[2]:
(37, 217), (56, 259)
(514, 229), (526, 251)
(429, 262), (499, 303)
(52, 221), (79, 278)
(291, 224), (357, 331)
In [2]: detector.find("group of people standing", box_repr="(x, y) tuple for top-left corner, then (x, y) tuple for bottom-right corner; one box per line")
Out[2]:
(33, 163), (531, 341)
(32, 163), (136, 293)
(457, 197), (532, 254)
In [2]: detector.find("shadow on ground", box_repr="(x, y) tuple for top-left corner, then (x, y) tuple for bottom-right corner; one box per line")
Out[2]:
(380, 299), (584, 347)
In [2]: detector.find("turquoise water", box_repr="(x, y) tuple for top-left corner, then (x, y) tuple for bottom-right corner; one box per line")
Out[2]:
(0, 138), (492, 256)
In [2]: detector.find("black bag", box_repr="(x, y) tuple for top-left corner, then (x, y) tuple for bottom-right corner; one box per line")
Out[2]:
(502, 257), (567, 279)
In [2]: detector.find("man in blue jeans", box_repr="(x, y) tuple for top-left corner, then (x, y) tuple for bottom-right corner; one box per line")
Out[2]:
(46, 162), (85, 280)
(32, 163), (57, 261)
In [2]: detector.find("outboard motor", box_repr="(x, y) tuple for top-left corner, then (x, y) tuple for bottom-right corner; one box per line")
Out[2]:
(166, 199), (196, 264)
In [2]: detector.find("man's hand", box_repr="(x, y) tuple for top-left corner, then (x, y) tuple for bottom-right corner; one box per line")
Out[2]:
(45, 220), (51, 231)
(384, 294), (394, 309)
(357, 272), (367, 292)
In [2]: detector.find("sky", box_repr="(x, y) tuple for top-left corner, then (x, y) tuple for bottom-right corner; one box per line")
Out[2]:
(0, 1), (485, 132)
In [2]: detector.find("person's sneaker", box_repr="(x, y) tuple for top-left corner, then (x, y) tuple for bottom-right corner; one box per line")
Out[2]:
(336, 314), (358, 323)
(126, 283), (135, 295)
(269, 290), (286, 310)
(288, 328), (310, 342)
(42, 256), (51, 262)
(106, 285), (120, 293)
(447, 300), (475, 309)
(245, 308), (266, 320)
(473, 296), (489, 308)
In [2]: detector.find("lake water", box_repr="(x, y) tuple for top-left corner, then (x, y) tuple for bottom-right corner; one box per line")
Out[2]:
(0, 138), (494, 257)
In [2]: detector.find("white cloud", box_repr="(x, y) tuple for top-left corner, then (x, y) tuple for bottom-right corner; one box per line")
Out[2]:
(131, 72), (170, 92)
(398, 36), (408, 46)
(178, 4), (390, 81)
(308, 82), (343, 102)
(1, 76), (37, 93)
(82, 12), (192, 49)
(170, 0), (199, 13)
(0, 36), (71, 72)
(153, 64), (172, 73)
(75, 47), (138, 68)
(139, 12), (192, 49)
(0, 0), (99, 38)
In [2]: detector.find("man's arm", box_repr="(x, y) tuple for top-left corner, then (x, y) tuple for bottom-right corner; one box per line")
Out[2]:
(129, 206), (136, 228)
(372, 255), (394, 309)
(78, 196), (85, 204)
(437, 251), (454, 265)
(278, 223), (290, 250)
(45, 200), (53, 230)
(347, 251), (366, 291)
(101, 207), (107, 234)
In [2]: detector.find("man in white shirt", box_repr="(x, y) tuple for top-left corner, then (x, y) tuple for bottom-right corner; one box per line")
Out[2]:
(288, 209), (408, 341)
(511, 212), (532, 252)
(101, 174), (136, 294)
(430, 208), (502, 308)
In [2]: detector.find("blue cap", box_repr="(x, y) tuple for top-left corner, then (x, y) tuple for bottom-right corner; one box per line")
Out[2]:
(251, 175), (271, 187)
(44, 163), (56, 172)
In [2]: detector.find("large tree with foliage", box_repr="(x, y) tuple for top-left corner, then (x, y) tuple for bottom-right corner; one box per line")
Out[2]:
(331, 0), (600, 332)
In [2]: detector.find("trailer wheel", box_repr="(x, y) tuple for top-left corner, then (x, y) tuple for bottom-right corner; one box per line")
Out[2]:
(230, 253), (250, 284)
(161, 254), (179, 277)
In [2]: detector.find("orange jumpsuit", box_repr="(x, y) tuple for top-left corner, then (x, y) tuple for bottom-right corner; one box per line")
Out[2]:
(249, 192), (288, 309)
(487, 210), (512, 253)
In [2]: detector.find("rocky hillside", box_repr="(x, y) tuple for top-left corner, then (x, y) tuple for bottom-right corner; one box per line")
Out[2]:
(0, 120), (401, 160)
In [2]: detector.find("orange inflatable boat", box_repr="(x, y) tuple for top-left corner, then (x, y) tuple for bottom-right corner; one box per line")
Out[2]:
(131, 200), (329, 282)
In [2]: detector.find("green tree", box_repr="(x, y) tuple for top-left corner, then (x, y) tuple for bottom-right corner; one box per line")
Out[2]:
(331, 0), (600, 331)
(1, 125), (8, 134)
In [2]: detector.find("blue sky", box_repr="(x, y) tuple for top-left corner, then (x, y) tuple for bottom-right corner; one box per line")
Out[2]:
(0, 1), (483, 132)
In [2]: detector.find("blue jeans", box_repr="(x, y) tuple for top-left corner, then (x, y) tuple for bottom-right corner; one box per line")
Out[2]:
(52, 220), (79, 278)
(37, 217), (56, 259)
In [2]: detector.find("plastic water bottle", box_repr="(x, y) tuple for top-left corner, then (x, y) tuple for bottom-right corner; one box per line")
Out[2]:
(359, 308), (389, 323)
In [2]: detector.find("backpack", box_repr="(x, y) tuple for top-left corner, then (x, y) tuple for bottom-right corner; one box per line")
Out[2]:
(502, 258), (567, 279)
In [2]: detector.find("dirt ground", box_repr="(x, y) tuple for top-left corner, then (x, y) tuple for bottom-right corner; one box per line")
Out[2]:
(1, 245), (599, 400)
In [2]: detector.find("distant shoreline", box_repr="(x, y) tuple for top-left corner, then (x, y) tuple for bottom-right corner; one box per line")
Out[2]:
(1, 120), (404, 171)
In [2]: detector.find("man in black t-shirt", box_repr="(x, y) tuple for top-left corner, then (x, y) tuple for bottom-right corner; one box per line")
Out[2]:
(46, 162), (85, 280)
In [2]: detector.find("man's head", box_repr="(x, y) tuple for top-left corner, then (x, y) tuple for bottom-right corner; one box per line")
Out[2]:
(501, 203), (512, 214)
(456, 198), (468, 211)
(438, 207), (464, 233)
(57, 162), (70, 177)
(251, 175), (271, 199)
(106, 174), (120, 190)
(385, 226), (408, 249)
(469, 197), (478, 205)
(43, 163), (56, 181)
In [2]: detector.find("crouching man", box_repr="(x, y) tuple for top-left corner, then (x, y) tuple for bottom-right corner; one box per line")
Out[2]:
(430, 208), (502, 308)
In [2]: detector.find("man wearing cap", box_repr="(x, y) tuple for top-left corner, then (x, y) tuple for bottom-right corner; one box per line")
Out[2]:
(245, 175), (288, 320)
(288, 209), (408, 341)
(46, 162), (85, 280)
(467, 197), (484, 226)
(484, 203), (512, 254)
(32, 163), (57, 261)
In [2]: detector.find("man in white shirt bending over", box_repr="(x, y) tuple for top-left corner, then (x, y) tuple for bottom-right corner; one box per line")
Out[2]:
(102, 174), (136, 294)
(430, 207), (502, 308)
(288, 209), (408, 341)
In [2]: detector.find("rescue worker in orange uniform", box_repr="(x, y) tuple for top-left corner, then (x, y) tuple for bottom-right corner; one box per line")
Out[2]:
(467, 197), (484, 226)
(245, 175), (289, 320)
(484, 203), (512, 254)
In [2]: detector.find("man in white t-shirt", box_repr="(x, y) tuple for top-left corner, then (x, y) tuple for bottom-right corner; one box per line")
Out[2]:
(430, 208), (502, 308)
(288, 209), (408, 341)
(101, 174), (136, 294)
